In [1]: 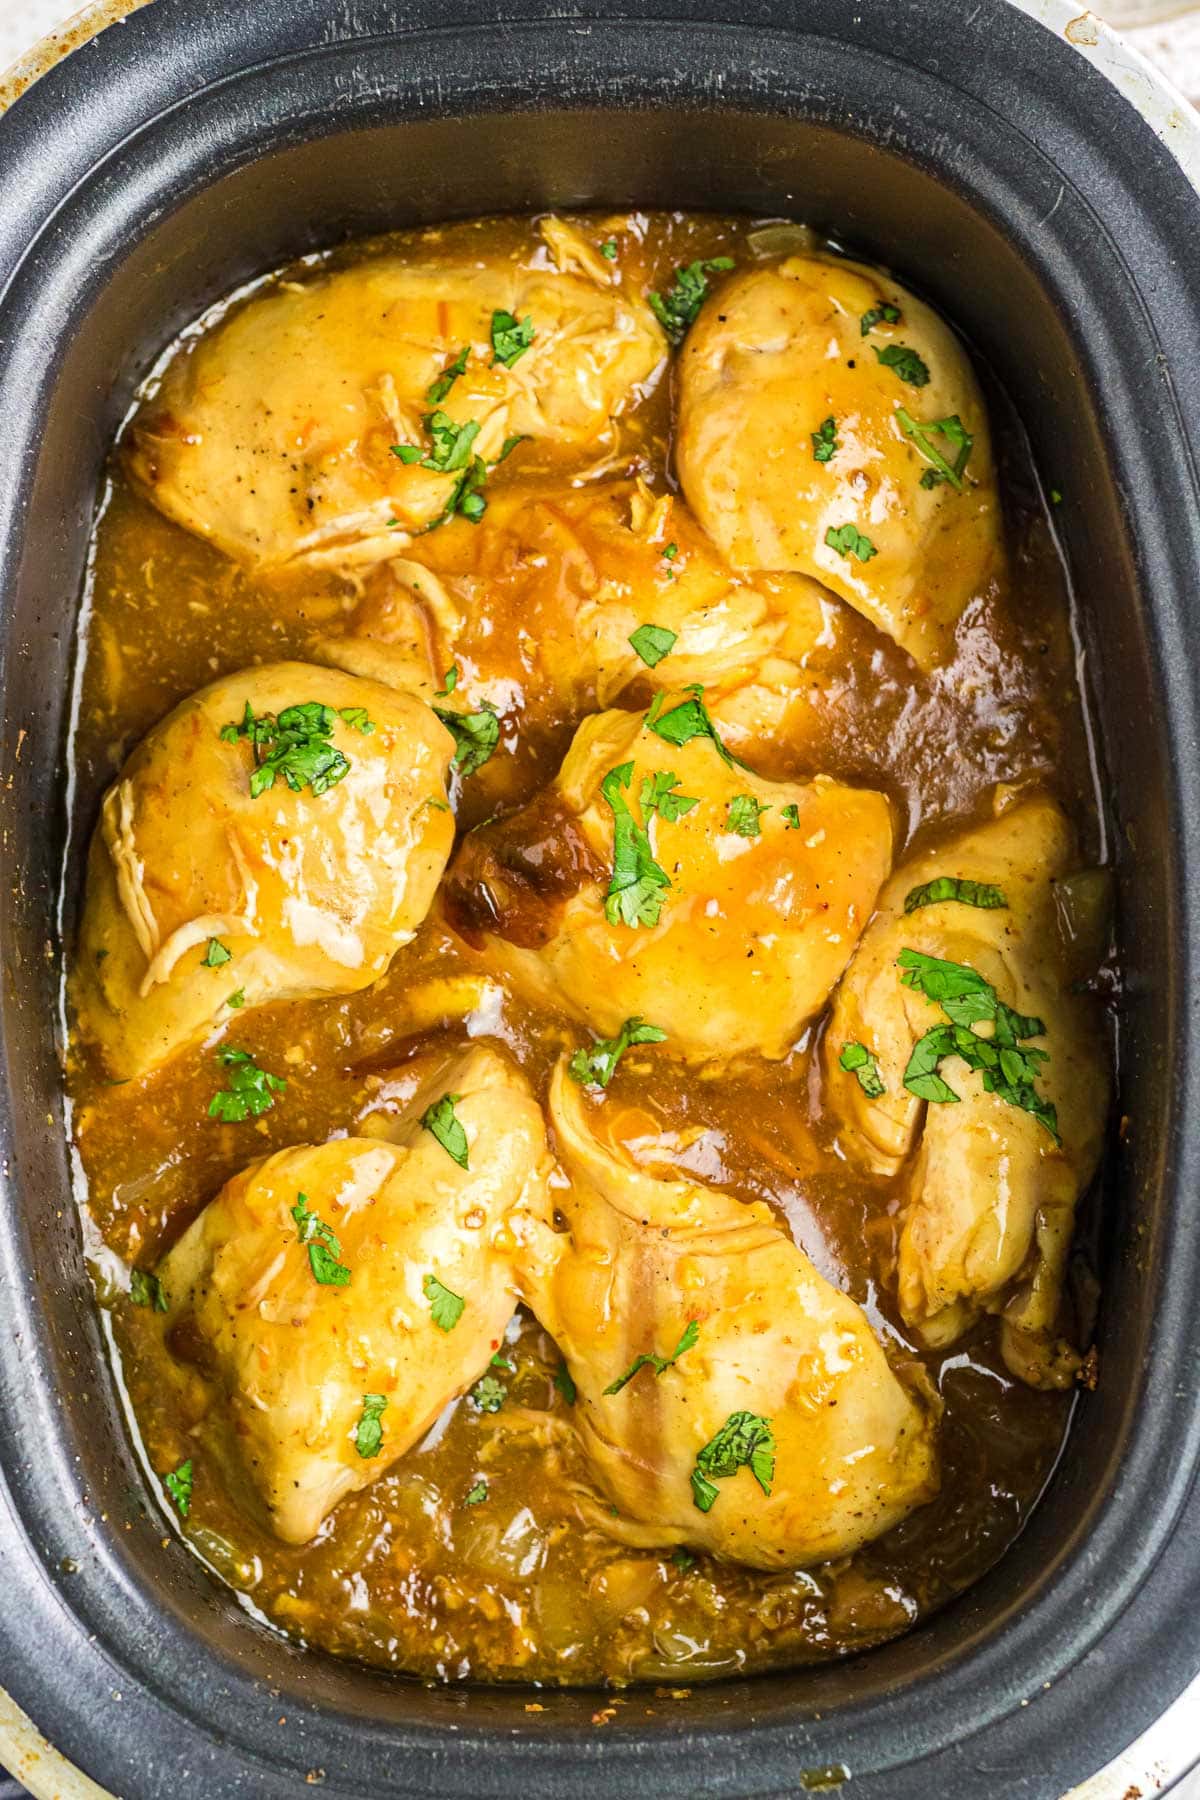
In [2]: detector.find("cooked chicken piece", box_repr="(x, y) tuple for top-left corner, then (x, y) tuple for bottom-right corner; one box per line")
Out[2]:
(676, 253), (1000, 670)
(316, 477), (827, 713)
(158, 1045), (551, 1543)
(443, 700), (893, 1061)
(823, 791), (1109, 1386)
(75, 662), (455, 1080)
(516, 1064), (938, 1569)
(128, 224), (664, 571)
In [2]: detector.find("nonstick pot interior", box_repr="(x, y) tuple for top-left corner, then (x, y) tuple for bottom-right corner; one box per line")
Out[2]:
(1, 2), (1200, 1796)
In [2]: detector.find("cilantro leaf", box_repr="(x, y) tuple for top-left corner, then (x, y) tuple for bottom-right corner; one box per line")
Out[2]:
(220, 700), (360, 800)
(130, 1268), (168, 1312)
(839, 1041), (885, 1098)
(207, 1048), (286, 1123)
(554, 1362), (577, 1406)
(873, 343), (930, 387)
(645, 683), (746, 770)
(354, 1393), (387, 1459)
(433, 702), (500, 776)
(421, 1093), (469, 1169)
(470, 1374), (507, 1413)
(726, 793), (768, 838)
(202, 938), (231, 968)
(600, 762), (672, 929)
(903, 876), (1007, 914)
(225, 988), (245, 1009)
(464, 1478), (489, 1505)
(435, 664), (459, 698)
(424, 1272), (466, 1332)
(424, 410), (482, 472)
(781, 803), (802, 830)
(690, 1411), (775, 1513)
(600, 239), (618, 260)
(291, 1193), (350, 1287)
(896, 408), (974, 492)
(860, 303), (901, 335)
(629, 623), (678, 668)
(567, 1016), (668, 1089)
(164, 1459), (193, 1518)
(811, 416), (839, 464)
(824, 523), (877, 563)
(671, 1547), (697, 1572)
(604, 1318), (698, 1395)
(490, 310), (535, 368)
(639, 770), (698, 824)
(426, 345), (470, 405)
(337, 705), (375, 735)
(648, 257), (735, 345)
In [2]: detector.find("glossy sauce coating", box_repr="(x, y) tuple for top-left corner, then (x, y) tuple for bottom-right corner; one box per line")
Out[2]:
(67, 211), (1101, 1685)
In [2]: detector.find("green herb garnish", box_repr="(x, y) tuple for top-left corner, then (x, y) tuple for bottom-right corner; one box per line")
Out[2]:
(207, 1048), (286, 1123)
(645, 683), (746, 770)
(435, 665), (459, 698)
(426, 345), (470, 404)
(825, 523), (877, 563)
(470, 1374), (507, 1413)
(433, 702), (500, 776)
(600, 762), (672, 929)
(639, 770), (698, 823)
(811, 416), (839, 464)
(202, 938), (231, 968)
(164, 1459), (193, 1518)
(896, 407), (973, 492)
(860, 302), (901, 335)
(354, 1393), (387, 1459)
(780, 803), (802, 830)
(220, 700), (369, 799)
(421, 1094), (469, 1169)
(604, 1319), (698, 1396)
(903, 876), (1007, 914)
(490, 310), (535, 368)
(464, 1478), (489, 1505)
(130, 1268), (167, 1313)
(726, 794), (768, 838)
(873, 343), (930, 388)
(690, 1411), (775, 1513)
(568, 1016), (668, 1090)
(839, 1042), (885, 1098)
(423, 1272), (466, 1332)
(670, 1546), (697, 1572)
(225, 988), (245, 1009)
(600, 239), (618, 260)
(554, 1363), (577, 1406)
(629, 623), (678, 668)
(648, 257), (735, 345)
(291, 1193), (351, 1287)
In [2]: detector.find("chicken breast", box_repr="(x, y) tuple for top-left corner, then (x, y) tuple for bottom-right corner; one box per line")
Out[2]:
(823, 790), (1109, 1386)
(676, 253), (1000, 670)
(516, 1064), (938, 1569)
(443, 699), (893, 1062)
(75, 661), (455, 1080)
(128, 222), (665, 571)
(316, 477), (829, 714)
(156, 1045), (551, 1543)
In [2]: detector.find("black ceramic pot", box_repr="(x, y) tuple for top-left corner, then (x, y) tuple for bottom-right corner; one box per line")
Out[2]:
(1, 2), (1199, 1795)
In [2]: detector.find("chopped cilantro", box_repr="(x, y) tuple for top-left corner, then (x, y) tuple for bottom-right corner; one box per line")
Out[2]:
(691, 1411), (775, 1513)
(423, 410), (482, 472)
(202, 938), (231, 968)
(130, 1268), (167, 1312)
(421, 1093), (469, 1169)
(568, 1016), (668, 1089)
(780, 803), (802, 830)
(873, 343), (930, 387)
(426, 345), (470, 405)
(554, 1362), (577, 1406)
(435, 664), (459, 698)
(604, 1319), (698, 1395)
(839, 1041), (885, 1098)
(338, 706), (375, 735)
(645, 684), (746, 770)
(164, 1459), (193, 1518)
(207, 1048), (285, 1123)
(220, 700), (363, 799)
(225, 988), (245, 1009)
(629, 623), (678, 668)
(824, 523), (877, 563)
(600, 238), (618, 260)
(903, 876), (1007, 914)
(860, 302), (901, 335)
(726, 793), (768, 838)
(811, 416), (839, 464)
(423, 1272), (466, 1332)
(639, 770), (698, 823)
(354, 1393), (387, 1459)
(896, 407), (973, 491)
(490, 310), (535, 368)
(291, 1193), (351, 1287)
(670, 1546), (697, 1572)
(471, 1374), (507, 1413)
(600, 762), (672, 929)
(464, 1478), (489, 1505)
(648, 257), (735, 345)
(433, 702), (500, 776)
(896, 948), (1058, 1139)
